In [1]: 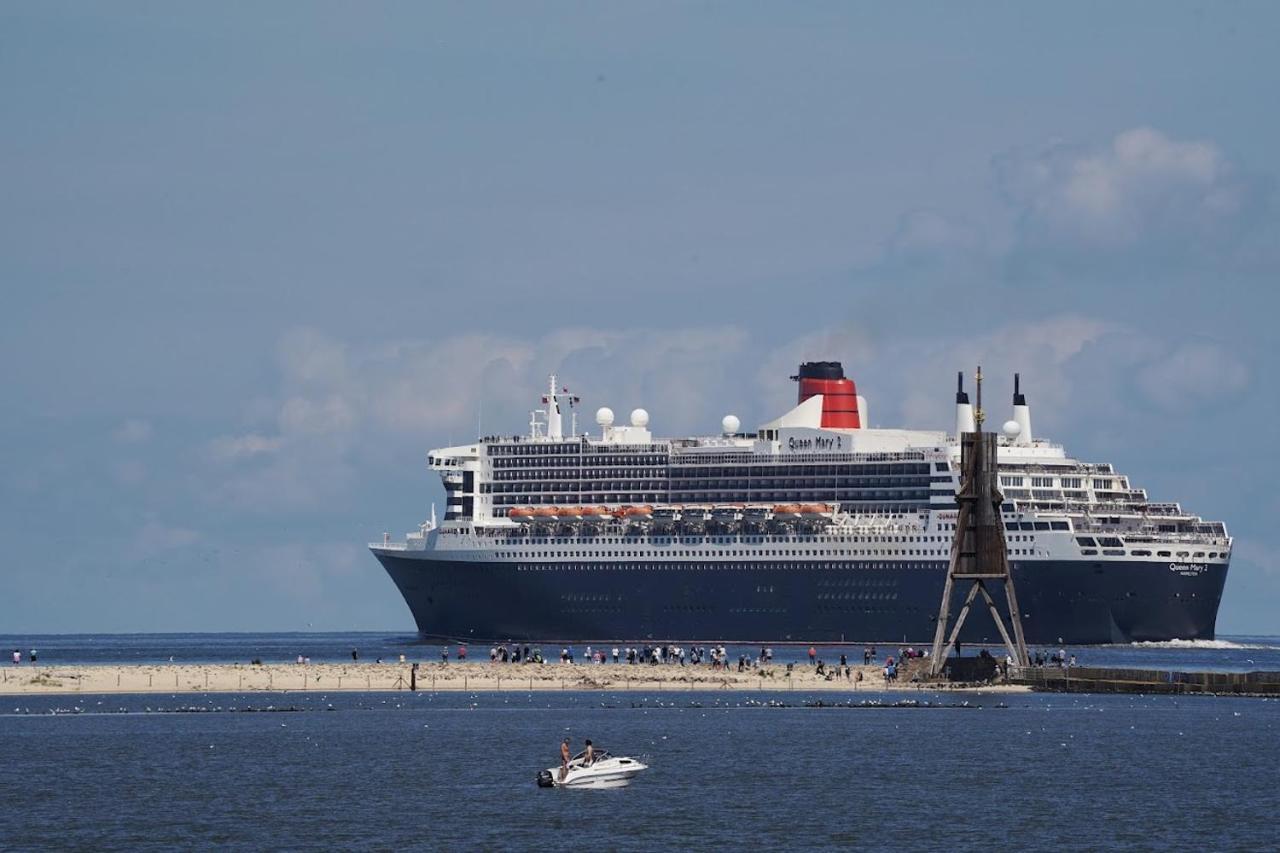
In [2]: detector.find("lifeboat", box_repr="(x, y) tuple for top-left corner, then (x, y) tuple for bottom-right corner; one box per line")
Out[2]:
(532, 506), (558, 521)
(580, 506), (610, 520)
(611, 505), (633, 519)
(556, 506), (583, 523)
(624, 505), (654, 518)
(773, 504), (802, 521)
(509, 507), (537, 524)
(651, 507), (678, 531)
(799, 503), (832, 519)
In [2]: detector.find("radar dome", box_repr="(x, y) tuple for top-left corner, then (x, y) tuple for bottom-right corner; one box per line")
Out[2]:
(1002, 420), (1022, 438)
(721, 414), (741, 435)
(630, 408), (649, 427)
(595, 407), (615, 427)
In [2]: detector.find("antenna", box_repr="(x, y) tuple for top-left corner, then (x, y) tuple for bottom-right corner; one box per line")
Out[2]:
(974, 365), (985, 430)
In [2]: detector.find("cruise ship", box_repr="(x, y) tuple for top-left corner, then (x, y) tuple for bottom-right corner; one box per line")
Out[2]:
(370, 363), (1231, 645)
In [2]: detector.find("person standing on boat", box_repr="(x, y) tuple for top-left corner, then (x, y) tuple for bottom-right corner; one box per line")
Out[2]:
(583, 739), (595, 766)
(559, 738), (572, 781)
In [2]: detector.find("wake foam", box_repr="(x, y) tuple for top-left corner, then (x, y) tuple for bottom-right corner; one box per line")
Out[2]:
(1130, 639), (1277, 651)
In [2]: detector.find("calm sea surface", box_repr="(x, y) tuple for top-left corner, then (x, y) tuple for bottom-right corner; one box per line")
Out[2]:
(2, 688), (1278, 850)
(1, 635), (1278, 850)
(3, 631), (1279, 671)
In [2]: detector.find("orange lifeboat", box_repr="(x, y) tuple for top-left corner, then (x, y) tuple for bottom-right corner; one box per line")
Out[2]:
(612, 505), (633, 519)
(773, 504), (802, 520)
(624, 505), (654, 518)
(532, 506), (557, 520)
(557, 506), (583, 522)
(799, 503), (831, 518)
(580, 506), (610, 520)
(508, 507), (536, 524)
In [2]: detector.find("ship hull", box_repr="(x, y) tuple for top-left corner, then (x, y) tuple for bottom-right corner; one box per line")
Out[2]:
(374, 552), (1228, 646)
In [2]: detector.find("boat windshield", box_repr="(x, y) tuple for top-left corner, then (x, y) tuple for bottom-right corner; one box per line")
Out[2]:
(571, 748), (610, 763)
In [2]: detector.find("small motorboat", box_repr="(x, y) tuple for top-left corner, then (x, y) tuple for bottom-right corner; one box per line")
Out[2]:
(536, 748), (648, 789)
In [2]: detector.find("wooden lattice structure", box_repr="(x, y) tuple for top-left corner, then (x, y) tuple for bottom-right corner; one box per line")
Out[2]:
(928, 431), (1030, 676)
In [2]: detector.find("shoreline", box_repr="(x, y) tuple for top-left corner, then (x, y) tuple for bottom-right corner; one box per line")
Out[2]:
(0, 662), (1028, 696)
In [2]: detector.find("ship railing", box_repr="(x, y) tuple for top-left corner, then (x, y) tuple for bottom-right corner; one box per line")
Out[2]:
(672, 450), (928, 464)
(1113, 534), (1230, 546)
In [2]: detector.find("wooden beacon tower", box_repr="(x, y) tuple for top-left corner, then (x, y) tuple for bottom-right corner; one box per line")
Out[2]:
(928, 370), (1030, 677)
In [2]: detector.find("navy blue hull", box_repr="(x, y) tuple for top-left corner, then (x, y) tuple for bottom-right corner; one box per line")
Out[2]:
(374, 554), (1228, 646)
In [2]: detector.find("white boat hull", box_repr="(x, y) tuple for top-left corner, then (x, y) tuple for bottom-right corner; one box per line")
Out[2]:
(538, 756), (648, 789)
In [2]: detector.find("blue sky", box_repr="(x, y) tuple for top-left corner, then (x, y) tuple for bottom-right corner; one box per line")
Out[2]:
(3, 2), (1278, 633)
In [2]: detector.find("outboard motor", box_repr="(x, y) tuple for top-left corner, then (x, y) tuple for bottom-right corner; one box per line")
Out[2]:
(536, 769), (555, 788)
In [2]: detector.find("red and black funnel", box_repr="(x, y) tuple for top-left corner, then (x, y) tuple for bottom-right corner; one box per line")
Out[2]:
(791, 361), (860, 429)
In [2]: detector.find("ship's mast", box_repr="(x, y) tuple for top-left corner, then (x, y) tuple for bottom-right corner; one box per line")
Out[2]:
(546, 374), (563, 439)
(974, 365), (985, 430)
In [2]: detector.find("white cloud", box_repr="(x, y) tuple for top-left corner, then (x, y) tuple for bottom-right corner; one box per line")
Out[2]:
(131, 521), (201, 559)
(113, 419), (153, 443)
(995, 127), (1262, 252)
(204, 325), (751, 512)
(202, 317), (1253, 516)
(1136, 341), (1250, 410)
(210, 433), (284, 460)
(886, 209), (987, 258)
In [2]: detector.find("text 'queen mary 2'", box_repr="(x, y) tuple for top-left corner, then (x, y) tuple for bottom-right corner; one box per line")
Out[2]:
(370, 363), (1231, 645)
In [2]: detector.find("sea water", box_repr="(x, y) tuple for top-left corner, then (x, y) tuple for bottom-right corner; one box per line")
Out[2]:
(1, 686), (1277, 849)
(2, 631), (1278, 671)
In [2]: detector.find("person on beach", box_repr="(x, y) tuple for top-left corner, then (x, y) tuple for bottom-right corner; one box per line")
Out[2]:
(441, 646), (449, 664)
(351, 648), (359, 662)
(29, 650), (37, 666)
(11, 649), (20, 666)
(808, 647), (816, 666)
(559, 738), (572, 781)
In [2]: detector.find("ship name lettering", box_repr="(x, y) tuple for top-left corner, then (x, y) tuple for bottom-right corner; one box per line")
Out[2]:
(787, 435), (845, 452)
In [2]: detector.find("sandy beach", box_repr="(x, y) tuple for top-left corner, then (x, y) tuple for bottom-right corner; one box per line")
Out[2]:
(0, 661), (1028, 696)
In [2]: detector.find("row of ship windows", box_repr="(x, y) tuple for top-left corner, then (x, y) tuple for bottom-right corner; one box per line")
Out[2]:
(497, 533), (949, 544)
(490, 491), (933, 503)
(489, 470), (933, 482)
(514, 561), (977, 572)
(486, 480), (931, 491)
(490, 458), (934, 477)
(1079, 549), (1225, 559)
(1001, 476), (1123, 490)
(488, 444), (666, 458)
(491, 549), (1032, 559)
